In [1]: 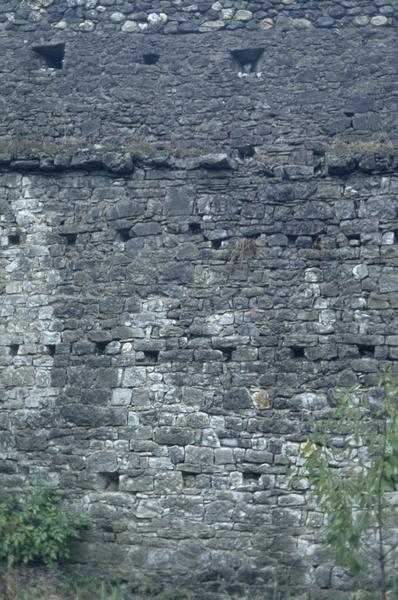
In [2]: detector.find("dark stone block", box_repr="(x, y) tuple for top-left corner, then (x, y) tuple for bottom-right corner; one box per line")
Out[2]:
(154, 427), (195, 445)
(258, 184), (295, 203)
(223, 388), (252, 410)
(60, 405), (126, 427)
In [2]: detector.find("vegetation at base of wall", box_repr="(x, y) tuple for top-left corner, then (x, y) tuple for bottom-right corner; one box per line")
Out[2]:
(3, 562), (398, 599)
(0, 485), (88, 568)
(0, 564), (199, 600)
(296, 369), (398, 600)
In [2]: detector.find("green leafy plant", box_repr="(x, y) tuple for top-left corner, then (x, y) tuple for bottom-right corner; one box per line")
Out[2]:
(298, 370), (398, 600)
(0, 485), (87, 567)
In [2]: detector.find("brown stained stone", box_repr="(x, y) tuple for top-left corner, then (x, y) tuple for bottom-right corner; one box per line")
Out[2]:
(251, 389), (270, 410)
(368, 293), (390, 309)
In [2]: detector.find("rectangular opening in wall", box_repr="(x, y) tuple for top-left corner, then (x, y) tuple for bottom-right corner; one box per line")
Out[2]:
(61, 233), (77, 246)
(347, 234), (360, 243)
(219, 346), (236, 362)
(98, 472), (120, 492)
(142, 350), (159, 364)
(287, 235), (297, 246)
(243, 472), (261, 485)
(189, 223), (202, 234)
(231, 48), (264, 75)
(182, 472), (196, 488)
(117, 228), (131, 242)
(8, 234), (20, 245)
(96, 341), (108, 355)
(238, 145), (255, 159)
(357, 344), (375, 358)
(212, 239), (222, 249)
(32, 43), (65, 69)
(9, 344), (20, 356)
(143, 53), (159, 65)
(290, 346), (305, 359)
(46, 345), (56, 356)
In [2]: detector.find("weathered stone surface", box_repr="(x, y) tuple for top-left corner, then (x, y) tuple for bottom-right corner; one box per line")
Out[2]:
(164, 189), (194, 216)
(259, 18), (273, 30)
(354, 15), (370, 26)
(198, 20), (225, 32)
(315, 16), (335, 28)
(1, 2), (398, 598)
(371, 15), (388, 26)
(234, 10), (252, 21)
(251, 389), (270, 410)
(121, 20), (139, 32)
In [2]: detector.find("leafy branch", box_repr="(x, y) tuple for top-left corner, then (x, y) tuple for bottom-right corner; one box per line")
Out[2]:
(297, 370), (398, 600)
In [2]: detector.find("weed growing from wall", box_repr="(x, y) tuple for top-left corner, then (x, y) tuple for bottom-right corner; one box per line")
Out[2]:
(227, 237), (257, 273)
(297, 370), (398, 600)
(0, 485), (87, 567)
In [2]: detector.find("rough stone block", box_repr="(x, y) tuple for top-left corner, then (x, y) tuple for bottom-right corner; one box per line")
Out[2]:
(164, 189), (194, 216)
(185, 445), (214, 466)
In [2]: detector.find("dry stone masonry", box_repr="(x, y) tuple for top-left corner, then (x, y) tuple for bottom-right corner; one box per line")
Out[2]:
(1, 0), (398, 597)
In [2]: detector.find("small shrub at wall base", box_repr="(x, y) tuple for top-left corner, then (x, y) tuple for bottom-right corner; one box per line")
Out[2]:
(296, 369), (398, 600)
(0, 485), (88, 567)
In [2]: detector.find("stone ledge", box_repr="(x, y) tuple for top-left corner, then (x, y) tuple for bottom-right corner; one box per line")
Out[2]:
(326, 141), (398, 175)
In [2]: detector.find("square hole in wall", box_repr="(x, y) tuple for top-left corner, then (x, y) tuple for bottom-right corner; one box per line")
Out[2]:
(143, 53), (159, 65)
(290, 346), (305, 359)
(211, 239), (222, 249)
(357, 344), (375, 358)
(9, 344), (20, 356)
(32, 43), (65, 69)
(231, 48), (264, 76)
(243, 472), (261, 485)
(46, 344), (56, 356)
(347, 233), (360, 244)
(219, 346), (236, 362)
(189, 223), (202, 234)
(8, 233), (20, 245)
(61, 233), (77, 246)
(98, 472), (120, 492)
(117, 228), (131, 242)
(182, 472), (197, 488)
(96, 341), (108, 354)
(238, 145), (256, 159)
(143, 349), (159, 364)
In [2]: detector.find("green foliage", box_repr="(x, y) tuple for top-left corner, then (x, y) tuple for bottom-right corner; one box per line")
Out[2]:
(0, 486), (87, 567)
(299, 370), (398, 599)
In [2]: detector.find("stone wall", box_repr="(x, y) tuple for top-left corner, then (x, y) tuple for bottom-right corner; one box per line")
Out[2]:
(1, 0), (397, 147)
(1, 0), (398, 598)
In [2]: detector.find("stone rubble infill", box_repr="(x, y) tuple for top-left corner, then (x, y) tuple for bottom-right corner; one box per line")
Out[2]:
(0, 0), (394, 33)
